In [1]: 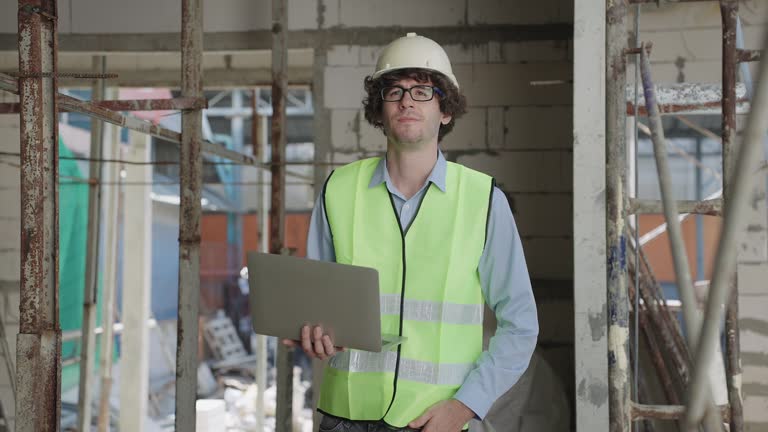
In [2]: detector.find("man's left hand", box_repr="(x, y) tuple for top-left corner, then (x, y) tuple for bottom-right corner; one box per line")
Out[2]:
(408, 399), (475, 432)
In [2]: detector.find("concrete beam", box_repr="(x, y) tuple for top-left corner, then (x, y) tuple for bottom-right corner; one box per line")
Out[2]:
(0, 24), (572, 53)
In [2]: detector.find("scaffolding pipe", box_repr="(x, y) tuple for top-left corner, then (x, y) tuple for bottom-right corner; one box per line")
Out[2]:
(627, 198), (722, 216)
(606, 1), (631, 431)
(77, 55), (106, 432)
(0, 97), (207, 114)
(0, 72), (256, 166)
(253, 108), (269, 432)
(720, 2), (744, 431)
(97, 110), (120, 432)
(632, 404), (730, 422)
(272, 1), (294, 431)
(174, 0), (204, 430)
(639, 43), (725, 432)
(15, 1), (62, 430)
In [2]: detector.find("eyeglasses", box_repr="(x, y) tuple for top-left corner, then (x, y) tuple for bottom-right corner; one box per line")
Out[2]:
(381, 85), (444, 102)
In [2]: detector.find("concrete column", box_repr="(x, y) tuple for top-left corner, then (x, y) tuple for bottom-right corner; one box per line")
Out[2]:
(119, 130), (153, 432)
(573, 0), (609, 430)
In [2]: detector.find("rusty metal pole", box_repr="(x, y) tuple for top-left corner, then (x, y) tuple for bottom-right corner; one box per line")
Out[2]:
(272, 0), (293, 431)
(175, 0), (204, 430)
(76, 55), (106, 432)
(15, 0), (62, 431)
(607, 0), (631, 430)
(719, 2), (744, 431)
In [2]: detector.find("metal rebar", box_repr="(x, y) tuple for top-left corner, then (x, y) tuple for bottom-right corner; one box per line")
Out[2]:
(15, 1), (62, 430)
(272, 1), (294, 431)
(77, 55), (106, 432)
(720, 2), (744, 431)
(627, 198), (723, 216)
(607, 1), (631, 431)
(174, 0), (203, 430)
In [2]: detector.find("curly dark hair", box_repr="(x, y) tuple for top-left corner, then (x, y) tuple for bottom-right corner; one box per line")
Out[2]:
(362, 68), (467, 143)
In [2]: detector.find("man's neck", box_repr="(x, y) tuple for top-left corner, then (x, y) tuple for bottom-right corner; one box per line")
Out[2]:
(385, 143), (438, 199)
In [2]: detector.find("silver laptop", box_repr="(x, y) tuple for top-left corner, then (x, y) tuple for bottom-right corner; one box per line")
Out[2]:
(247, 252), (405, 352)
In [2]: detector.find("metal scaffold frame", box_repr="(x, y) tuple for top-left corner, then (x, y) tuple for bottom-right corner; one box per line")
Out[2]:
(610, 0), (767, 431)
(0, 0), (292, 429)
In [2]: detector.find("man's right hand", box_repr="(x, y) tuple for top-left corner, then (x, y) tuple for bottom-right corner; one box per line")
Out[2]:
(282, 325), (345, 360)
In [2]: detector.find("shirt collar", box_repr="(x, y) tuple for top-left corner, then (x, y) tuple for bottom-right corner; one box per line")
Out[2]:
(368, 150), (447, 193)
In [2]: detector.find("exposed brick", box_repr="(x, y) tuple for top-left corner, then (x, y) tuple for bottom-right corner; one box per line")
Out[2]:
(513, 194), (573, 237)
(504, 106), (572, 150)
(502, 41), (569, 63)
(339, 0), (464, 27)
(442, 45), (474, 65)
(330, 109), (359, 151)
(488, 41), (503, 63)
(338, 0), (394, 27)
(468, 0), (567, 25)
(230, 51), (272, 69)
(537, 299), (574, 343)
(358, 114), (385, 153)
(0, 251), (19, 287)
(455, 63), (572, 106)
(287, 0), (319, 30)
(457, 151), (572, 193)
(319, 0), (340, 28)
(327, 45), (360, 66)
(738, 263), (768, 296)
(522, 237), (573, 279)
(472, 44), (489, 64)
(440, 108), (486, 151)
(358, 46), (383, 67)
(486, 107), (504, 149)
(324, 66), (369, 109)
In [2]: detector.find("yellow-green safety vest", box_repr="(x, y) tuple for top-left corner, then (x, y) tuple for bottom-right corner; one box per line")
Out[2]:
(318, 157), (493, 427)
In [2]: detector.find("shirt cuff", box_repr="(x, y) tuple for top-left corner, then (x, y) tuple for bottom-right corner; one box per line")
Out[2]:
(453, 383), (493, 421)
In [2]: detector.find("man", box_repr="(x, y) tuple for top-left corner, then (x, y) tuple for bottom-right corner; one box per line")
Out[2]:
(287, 33), (538, 432)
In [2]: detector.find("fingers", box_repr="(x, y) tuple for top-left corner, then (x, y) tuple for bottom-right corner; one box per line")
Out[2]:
(313, 326), (327, 360)
(297, 324), (339, 360)
(300, 325), (315, 359)
(322, 335), (336, 356)
(408, 410), (432, 429)
(281, 339), (296, 347)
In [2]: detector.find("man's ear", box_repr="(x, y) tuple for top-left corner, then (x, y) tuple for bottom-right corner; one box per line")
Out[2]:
(441, 114), (452, 125)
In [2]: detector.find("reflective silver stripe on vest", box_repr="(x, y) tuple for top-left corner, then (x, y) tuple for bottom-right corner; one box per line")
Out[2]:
(329, 350), (474, 386)
(380, 294), (483, 325)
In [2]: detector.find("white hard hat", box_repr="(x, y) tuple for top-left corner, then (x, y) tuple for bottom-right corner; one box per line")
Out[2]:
(371, 32), (459, 89)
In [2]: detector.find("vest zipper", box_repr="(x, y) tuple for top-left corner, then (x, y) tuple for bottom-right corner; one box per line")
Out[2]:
(380, 186), (430, 422)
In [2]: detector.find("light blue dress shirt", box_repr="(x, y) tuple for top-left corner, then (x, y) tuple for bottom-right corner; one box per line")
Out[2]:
(307, 151), (539, 420)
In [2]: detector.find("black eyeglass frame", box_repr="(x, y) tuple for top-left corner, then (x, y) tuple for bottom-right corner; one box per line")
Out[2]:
(380, 85), (445, 102)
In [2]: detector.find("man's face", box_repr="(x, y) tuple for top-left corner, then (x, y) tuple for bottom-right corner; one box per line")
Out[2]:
(380, 77), (452, 149)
